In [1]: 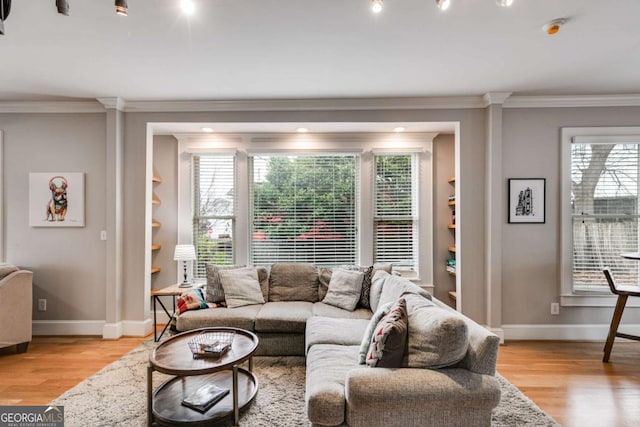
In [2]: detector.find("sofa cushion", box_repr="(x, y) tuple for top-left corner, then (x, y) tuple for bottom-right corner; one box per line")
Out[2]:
(312, 302), (372, 320)
(366, 298), (408, 368)
(404, 293), (469, 369)
(176, 304), (262, 331)
(255, 301), (313, 333)
(219, 267), (265, 308)
(305, 317), (370, 354)
(306, 344), (360, 426)
(322, 269), (364, 311)
(268, 263), (319, 302)
(358, 301), (394, 364)
(374, 270), (432, 311)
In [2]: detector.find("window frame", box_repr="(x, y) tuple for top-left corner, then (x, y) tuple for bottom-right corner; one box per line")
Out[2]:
(177, 134), (433, 287)
(561, 127), (640, 307)
(372, 152), (419, 274)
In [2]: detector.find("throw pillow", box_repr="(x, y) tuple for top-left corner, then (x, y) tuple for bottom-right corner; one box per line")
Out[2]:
(366, 298), (408, 368)
(358, 301), (394, 364)
(322, 269), (365, 311)
(0, 264), (19, 280)
(317, 267), (332, 301)
(218, 267), (266, 308)
(205, 264), (245, 303)
(340, 265), (374, 309)
(176, 288), (208, 314)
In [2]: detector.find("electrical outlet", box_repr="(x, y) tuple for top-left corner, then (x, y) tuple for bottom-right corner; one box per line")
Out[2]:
(38, 298), (47, 312)
(550, 302), (560, 315)
(100, 230), (107, 241)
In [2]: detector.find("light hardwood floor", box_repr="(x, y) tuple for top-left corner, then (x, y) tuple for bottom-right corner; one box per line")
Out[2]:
(1, 336), (639, 426)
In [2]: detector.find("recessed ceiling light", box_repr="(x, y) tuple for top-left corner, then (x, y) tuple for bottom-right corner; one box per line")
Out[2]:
(181, 0), (195, 15)
(496, 0), (514, 7)
(371, 0), (383, 14)
(201, 127), (214, 133)
(543, 18), (566, 36)
(394, 127), (406, 133)
(435, 0), (450, 11)
(296, 127), (309, 133)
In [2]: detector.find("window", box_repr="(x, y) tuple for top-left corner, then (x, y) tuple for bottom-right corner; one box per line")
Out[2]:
(249, 154), (359, 266)
(192, 154), (235, 278)
(374, 154), (417, 272)
(562, 127), (640, 301)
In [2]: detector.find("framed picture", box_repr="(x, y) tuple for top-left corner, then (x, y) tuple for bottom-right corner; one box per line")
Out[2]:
(29, 172), (85, 227)
(508, 178), (545, 224)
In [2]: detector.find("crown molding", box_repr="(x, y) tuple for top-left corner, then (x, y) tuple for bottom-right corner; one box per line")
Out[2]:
(504, 94), (640, 108)
(0, 101), (105, 113)
(2, 94), (639, 114)
(97, 97), (125, 111)
(120, 96), (489, 112)
(483, 92), (512, 105)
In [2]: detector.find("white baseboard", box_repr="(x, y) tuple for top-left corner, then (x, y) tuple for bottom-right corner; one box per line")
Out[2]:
(33, 319), (153, 338)
(502, 323), (640, 341)
(33, 320), (105, 336)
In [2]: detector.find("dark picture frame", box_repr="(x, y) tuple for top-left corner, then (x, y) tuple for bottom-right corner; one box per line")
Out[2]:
(508, 178), (546, 224)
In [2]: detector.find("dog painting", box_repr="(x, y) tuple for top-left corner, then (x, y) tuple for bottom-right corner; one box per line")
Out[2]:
(46, 176), (68, 221)
(29, 172), (84, 227)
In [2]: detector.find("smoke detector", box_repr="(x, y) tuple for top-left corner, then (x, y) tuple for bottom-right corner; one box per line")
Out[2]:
(543, 18), (567, 36)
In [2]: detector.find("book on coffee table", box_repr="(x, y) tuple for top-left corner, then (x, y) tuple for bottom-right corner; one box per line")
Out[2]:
(181, 383), (230, 413)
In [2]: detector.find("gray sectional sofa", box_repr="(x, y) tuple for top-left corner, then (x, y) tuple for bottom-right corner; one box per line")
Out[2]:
(174, 263), (501, 426)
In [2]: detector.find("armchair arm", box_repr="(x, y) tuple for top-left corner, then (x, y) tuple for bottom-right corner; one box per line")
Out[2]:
(0, 270), (34, 348)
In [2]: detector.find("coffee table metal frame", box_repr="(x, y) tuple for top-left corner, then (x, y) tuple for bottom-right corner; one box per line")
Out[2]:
(147, 327), (259, 426)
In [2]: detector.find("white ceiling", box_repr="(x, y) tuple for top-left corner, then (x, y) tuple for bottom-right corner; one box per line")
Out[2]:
(0, 0), (639, 103)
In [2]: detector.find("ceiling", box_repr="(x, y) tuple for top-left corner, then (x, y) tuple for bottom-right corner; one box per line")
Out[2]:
(0, 0), (639, 103)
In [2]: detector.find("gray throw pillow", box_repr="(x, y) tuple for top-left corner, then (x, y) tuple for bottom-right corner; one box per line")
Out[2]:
(377, 271), (432, 309)
(205, 264), (245, 303)
(218, 267), (266, 308)
(366, 298), (408, 368)
(358, 301), (394, 364)
(322, 269), (364, 311)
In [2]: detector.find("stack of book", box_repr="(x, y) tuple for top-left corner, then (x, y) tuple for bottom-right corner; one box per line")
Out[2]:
(445, 258), (456, 274)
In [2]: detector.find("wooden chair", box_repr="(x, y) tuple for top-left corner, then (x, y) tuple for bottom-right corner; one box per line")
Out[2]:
(602, 268), (640, 362)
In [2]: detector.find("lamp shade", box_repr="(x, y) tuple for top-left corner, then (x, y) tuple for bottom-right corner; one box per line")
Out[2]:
(174, 244), (196, 261)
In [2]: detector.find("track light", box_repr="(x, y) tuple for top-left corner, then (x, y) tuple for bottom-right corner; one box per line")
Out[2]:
(497, 0), (514, 6)
(115, 0), (127, 16)
(435, 0), (450, 11)
(371, 0), (383, 14)
(181, 0), (195, 15)
(56, 0), (69, 16)
(0, 0), (11, 36)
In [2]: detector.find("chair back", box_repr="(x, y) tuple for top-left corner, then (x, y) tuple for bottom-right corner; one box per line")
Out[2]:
(602, 268), (619, 295)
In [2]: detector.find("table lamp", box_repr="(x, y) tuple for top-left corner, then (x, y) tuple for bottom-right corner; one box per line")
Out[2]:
(173, 244), (196, 288)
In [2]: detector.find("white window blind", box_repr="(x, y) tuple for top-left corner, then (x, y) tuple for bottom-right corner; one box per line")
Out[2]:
(249, 154), (359, 266)
(571, 142), (640, 290)
(192, 154), (235, 278)
(374, 154), (417, 271)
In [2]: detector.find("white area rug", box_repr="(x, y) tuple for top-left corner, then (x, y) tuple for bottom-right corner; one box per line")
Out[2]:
(52, 341), (559, 426)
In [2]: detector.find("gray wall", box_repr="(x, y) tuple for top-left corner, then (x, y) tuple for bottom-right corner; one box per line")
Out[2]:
(502, 106), (640, 325)
(3, 103), (639, 336)
(0, 113), (107, 321)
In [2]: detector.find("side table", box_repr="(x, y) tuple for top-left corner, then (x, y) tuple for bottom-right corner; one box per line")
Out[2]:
(151, 284), (200, 342)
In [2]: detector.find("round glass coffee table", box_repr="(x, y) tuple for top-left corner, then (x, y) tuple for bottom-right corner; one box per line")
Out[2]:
(147, 327), (259, 426)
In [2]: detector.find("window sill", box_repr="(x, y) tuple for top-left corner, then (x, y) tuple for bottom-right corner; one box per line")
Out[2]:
(560, 293), (640, 307)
